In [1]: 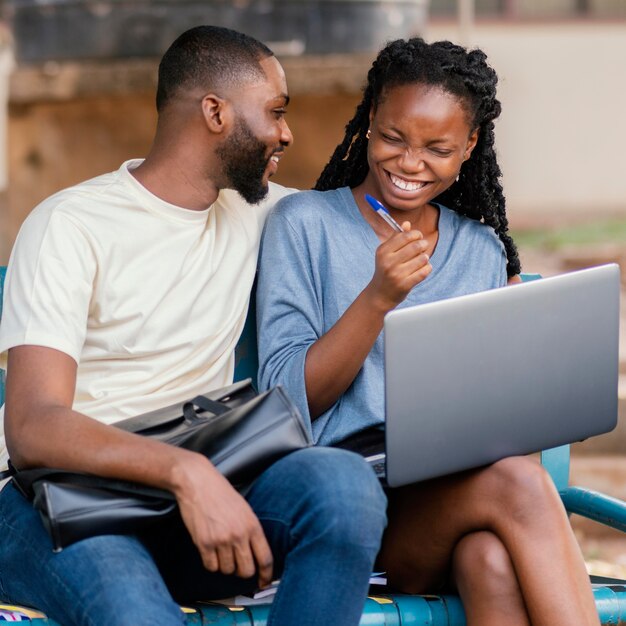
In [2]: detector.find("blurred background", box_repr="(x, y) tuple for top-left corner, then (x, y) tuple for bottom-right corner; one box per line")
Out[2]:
(0, 0), (624, 571)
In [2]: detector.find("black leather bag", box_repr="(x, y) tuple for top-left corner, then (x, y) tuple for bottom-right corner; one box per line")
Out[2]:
(11, 379), (312, 551)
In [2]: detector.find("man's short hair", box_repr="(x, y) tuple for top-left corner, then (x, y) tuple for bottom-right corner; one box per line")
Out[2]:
(156, 25), (274, 111)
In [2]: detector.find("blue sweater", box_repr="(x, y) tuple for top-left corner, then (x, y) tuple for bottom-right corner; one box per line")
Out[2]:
(257, 187), (508, 446)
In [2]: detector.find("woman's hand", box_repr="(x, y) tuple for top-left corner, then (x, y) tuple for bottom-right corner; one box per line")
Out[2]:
(366, 222), (432, 312)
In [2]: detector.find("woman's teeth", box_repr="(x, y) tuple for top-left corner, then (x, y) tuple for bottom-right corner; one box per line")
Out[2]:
(390, 173), (426, 191)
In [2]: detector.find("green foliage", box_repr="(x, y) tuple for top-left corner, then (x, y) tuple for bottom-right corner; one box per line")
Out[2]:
(512, 218), (626, 251)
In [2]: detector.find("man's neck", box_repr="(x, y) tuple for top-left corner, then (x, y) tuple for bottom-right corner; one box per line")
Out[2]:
(131, 154), (221, 211)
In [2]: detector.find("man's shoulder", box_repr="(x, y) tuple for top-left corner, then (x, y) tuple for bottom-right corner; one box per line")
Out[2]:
(217, 182), (298, 219)
(27, 165), (128, 224)
(266, 181), (299, 204)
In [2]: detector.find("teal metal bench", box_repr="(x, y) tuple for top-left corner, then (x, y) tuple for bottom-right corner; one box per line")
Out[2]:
(2, 269), (626, 624)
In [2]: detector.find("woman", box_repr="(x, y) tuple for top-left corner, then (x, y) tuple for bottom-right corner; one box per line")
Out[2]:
(256, 38), (599, 626)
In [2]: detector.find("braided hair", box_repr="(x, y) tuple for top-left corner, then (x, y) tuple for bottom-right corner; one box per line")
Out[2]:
(315, 38), (520, 277)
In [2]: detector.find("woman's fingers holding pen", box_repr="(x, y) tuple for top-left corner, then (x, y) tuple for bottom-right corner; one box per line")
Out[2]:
(405, 255), (433, 286)
(382, 228), (429, 263)
(392, 247), (432, 290)
(376, 232), (429, 273)
(373, 231), (432, 307)
(380, 225), (423, 252)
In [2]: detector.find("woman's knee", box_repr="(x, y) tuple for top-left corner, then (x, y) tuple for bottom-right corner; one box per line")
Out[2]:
(484, 456), (562, 521)
(453, 532), (528, 621)
(453, 531), (516, 585)
(489, 456), (552, 492)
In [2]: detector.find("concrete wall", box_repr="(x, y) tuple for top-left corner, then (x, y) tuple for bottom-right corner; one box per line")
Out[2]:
(0, 57), (369, 263)
(3, 21), (626, 260)
(426, 21), (626, 223)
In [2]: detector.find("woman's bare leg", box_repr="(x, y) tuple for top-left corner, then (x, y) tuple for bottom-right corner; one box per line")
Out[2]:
(452, 531), (530, 626)
(378, 456), (598, 626)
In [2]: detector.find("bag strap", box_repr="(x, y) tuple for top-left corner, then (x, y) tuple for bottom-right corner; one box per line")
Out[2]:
(183, 395), (230, 421)
(0, 459), (16, 481)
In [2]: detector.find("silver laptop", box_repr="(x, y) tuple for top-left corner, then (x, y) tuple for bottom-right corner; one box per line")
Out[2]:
(383, 263), (621, 488)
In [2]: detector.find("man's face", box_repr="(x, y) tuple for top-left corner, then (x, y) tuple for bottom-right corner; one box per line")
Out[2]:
(219, 56), (293, 204)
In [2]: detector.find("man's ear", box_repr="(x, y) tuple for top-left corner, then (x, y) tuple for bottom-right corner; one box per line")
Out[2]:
(201, 94), (231, 134)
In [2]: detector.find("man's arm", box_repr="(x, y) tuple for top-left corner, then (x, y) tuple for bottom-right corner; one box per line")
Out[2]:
(5, 345), (273, 587)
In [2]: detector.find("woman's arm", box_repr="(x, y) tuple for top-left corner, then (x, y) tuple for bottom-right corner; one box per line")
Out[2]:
(257, 207), (431, 420)
(304, 224), (431, 417)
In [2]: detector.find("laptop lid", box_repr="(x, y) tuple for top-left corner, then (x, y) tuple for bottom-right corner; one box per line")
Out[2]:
(384, 264), (621, 488)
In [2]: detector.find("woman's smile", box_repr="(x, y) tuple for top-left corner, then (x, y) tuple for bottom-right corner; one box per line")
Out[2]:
(387, 171), (431, 193)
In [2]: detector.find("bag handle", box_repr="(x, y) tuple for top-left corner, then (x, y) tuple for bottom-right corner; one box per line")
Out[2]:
(183, 395), (230, 421)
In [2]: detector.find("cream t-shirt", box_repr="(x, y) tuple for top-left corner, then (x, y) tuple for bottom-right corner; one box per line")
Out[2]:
(0, 159), (294, 470)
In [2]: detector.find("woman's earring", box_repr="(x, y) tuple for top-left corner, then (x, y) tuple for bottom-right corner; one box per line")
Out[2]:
(455, 173), (460, 182)
(366, 129), (371, 140)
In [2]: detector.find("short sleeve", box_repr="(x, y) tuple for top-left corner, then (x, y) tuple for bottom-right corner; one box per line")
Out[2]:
(0, 206), (97, 363)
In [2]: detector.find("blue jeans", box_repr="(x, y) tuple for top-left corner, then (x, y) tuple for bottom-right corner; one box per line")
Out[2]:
(0, 447), (386, 626)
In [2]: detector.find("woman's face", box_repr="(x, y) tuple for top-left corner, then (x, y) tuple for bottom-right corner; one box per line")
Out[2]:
(363, 83), (478, 214)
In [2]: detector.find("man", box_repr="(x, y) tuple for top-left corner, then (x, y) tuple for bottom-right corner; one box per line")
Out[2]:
(0, 26), (386, 626)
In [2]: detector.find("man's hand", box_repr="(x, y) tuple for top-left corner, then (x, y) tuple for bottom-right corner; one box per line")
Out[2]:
(5, 345), (273, 588)
(170, 453), (273, 588)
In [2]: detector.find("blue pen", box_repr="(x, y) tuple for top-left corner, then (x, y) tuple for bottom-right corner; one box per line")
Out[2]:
(364, 194), (403, 233)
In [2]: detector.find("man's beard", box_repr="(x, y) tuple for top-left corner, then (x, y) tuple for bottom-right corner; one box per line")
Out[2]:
(217, 117), (272, 204)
